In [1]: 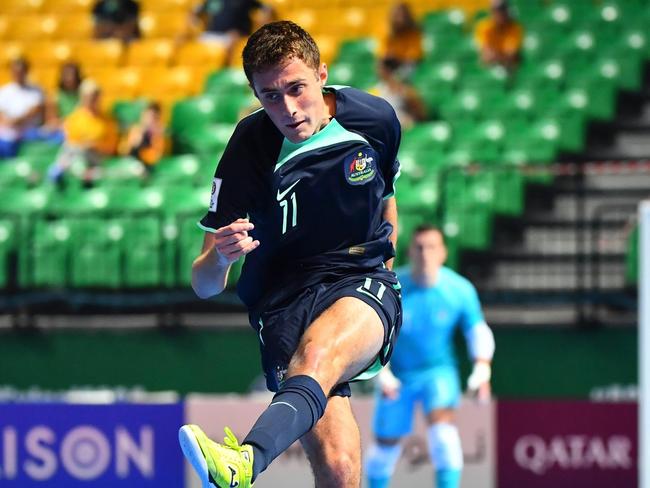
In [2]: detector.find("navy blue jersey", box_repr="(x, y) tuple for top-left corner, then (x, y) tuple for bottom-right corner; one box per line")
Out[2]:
(200, 86), (401, 310)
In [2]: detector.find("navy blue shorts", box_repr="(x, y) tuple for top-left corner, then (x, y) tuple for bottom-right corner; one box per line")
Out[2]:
(249, 270), (402, 397)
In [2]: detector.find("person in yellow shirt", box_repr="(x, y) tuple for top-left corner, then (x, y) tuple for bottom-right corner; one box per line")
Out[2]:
(380, 2), (423, 74)
(49, 79), (118, 187)
(474, 0), (523, 70)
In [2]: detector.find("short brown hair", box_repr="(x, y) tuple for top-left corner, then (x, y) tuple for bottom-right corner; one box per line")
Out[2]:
(412, 223), (444, 241)
(242, 20), (320, 84)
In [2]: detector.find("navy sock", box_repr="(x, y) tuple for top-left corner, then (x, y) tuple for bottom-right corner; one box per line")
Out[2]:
(243, 375), (327, 481)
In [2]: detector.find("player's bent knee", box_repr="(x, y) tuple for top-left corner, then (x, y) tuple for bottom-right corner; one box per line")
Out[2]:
(427, 423), (463, 470)
(364, 442), (402, 479)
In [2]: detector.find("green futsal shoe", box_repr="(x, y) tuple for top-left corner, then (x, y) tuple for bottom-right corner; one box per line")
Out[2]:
(179, 424), (254, 488)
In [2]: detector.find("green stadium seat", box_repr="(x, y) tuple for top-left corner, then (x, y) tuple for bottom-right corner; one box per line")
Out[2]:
(593, 56), (643, 91)
(150, 154), (201, 186)
(100, 156), (145, 186)
(0, 157), (37, 188)
(203, 68), (250, 96)
(421, 9), (466, 38)
(123, 217), (163, 287)
(395, 175), (439, 218)
(335, 38), (377, 64)
(69, 218), (122, 288)
(0, 219), (16, 288)
(49, 187), (111, 216)
(328, 62), (377, 90)
(444, 206), (493, 250)
(174, 123), (234, 155)
(171, 96), (217, 132)
(17, 141), (60, 164)
(31, 218), (72, 288)
(112, 98), (149, 129)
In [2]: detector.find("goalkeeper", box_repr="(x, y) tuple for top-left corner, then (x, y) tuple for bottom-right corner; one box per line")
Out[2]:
(364, 224), (495, 488)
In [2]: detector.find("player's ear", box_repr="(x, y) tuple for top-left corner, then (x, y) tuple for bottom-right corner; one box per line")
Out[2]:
(318, 63), (328, 86)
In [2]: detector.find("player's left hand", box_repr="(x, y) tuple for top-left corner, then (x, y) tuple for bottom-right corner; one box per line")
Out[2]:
(467, 361), (492, 403)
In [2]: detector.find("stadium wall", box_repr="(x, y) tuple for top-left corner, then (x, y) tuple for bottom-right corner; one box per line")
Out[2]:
(0, 327), (636, 398)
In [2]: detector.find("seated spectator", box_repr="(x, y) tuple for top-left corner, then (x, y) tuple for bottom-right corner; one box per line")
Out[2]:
(92, 0), (140, 43)
(372, 58), (426, 129)
(379, 2), (423, 75)
(182, 0), (275, 65)
(42, 62), (83, 139)
(474, 0), (523, 71)
(0, 58), (46, 158)
(120, 101), (167, 173)
(54, 62), (83, 119)
(49, 79), (118, 187)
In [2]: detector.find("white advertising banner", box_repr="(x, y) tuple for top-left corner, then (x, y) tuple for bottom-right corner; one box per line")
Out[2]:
(185, 394), (495, 488)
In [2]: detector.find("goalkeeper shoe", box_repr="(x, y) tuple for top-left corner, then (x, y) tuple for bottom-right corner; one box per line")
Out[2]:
(179, 424), (254, 488)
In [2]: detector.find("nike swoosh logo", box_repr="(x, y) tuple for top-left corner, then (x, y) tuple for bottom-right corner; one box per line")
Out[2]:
(276, 179), (301, 201)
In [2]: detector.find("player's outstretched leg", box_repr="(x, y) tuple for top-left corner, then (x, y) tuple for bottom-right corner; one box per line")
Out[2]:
(179, 424), (254, 488)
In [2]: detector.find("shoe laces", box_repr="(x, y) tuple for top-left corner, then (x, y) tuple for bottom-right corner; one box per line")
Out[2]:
(223, 427), (241, 450)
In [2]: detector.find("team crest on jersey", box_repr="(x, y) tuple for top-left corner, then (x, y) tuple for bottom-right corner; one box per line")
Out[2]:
(209, 177), (222, 212)
(345, 150), (376, 185)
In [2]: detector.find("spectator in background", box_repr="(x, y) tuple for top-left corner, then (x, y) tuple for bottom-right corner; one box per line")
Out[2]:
(49, 79), (118, 187)
(42, 62), (84, 141)
(0, 58), (45, 158)
(92, 0), (140, 43)
(474, 0), (523, 71)
(120, 101), (167, 173)
(54, 62), (83, 119)
(373, 58), (426, 129)
(183, 0), (275, 65)
(380, 2), (423, 75)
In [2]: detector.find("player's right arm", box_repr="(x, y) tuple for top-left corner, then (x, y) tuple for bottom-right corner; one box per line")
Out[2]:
(191, 219), (260, 299)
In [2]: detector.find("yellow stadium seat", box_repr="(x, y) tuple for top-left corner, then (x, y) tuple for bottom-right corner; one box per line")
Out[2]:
(139, 12), (187, 38)
(69, 39), (124, 68)
(126, 39), (175, 67)
(0, 0), (45, 15)
(139, 0), (193, 13)
(229, 37), (250, 70)
(85, 66), (143, 99)
(141, 66), (209, 98)
(0, 70), (11, 86)
(6, 15), (59, 41)
(0, 42), (26, 67)
(0, 16), (11, 40)
(42, 0), (93, 14)
(29, 66), (58, 94)
(285, 9), (318, 34)
(174, 41), (227, 69)
(24, 40), (73, 67)
(312, 35), (337, 65)
(54, 14), (94, 40)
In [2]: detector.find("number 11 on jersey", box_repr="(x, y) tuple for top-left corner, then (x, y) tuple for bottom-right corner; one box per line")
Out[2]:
(280, 192), (298, 234)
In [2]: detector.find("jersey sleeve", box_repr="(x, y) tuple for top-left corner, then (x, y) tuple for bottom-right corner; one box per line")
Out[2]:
(459, 279), (486, 334)
(377, 98), (402, 199)
(198, 122), (256, 232)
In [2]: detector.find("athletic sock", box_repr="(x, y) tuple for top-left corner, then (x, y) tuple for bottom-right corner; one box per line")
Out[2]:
(243, 375), (327, 481)
(435, 468), (462, 488)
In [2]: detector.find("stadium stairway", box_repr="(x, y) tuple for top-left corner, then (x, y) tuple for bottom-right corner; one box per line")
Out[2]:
(460, 62), (650, 328)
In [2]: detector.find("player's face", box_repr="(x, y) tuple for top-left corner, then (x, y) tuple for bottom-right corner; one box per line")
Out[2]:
(252, 57), (329, 143)
(409, 229), (447, 275)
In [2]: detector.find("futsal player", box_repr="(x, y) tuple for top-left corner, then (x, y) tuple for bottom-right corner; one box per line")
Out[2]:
(178, 20), (403, 488)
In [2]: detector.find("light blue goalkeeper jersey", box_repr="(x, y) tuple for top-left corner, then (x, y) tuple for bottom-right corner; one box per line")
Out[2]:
(390, 266), (485, 380)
